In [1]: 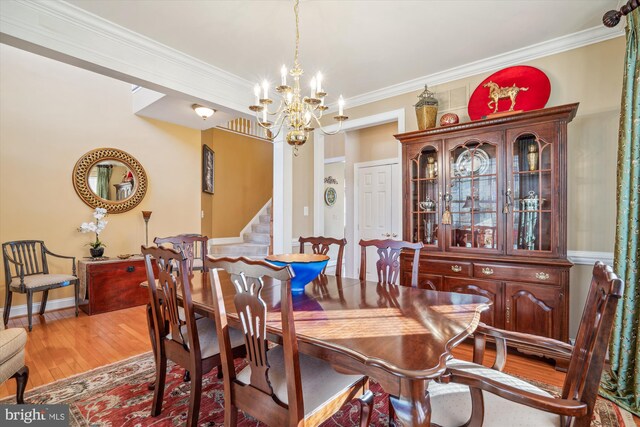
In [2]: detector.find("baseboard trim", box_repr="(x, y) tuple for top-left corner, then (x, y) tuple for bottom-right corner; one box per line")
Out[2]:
(0, 296), (77, 319)
(567, 250), (614, 266)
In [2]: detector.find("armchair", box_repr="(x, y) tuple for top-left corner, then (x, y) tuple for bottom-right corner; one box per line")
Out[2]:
(427, 262), (623, 427)
(0, 321), (28, 403)
(2, 240), (79, 331)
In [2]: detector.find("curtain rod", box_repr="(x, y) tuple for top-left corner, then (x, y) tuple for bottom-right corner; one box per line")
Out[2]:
(603, 0), (639, 27)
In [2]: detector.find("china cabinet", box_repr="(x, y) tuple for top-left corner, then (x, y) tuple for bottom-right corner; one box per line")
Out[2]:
(396, 104), (578, 366)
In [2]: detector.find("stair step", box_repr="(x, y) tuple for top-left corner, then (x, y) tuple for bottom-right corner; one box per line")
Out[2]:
(243, 232), (271, 244)
(259, 214), (271, 224)
(252, 223), (271, 233)
(209, 243), (269, 256)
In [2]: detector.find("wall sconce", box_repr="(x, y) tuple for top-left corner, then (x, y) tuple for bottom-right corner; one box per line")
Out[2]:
(192, 104), (215, 120)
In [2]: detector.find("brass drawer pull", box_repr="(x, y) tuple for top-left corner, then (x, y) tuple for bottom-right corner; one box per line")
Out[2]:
(481, 267), (494, 276)
(451, 265), (462, 273)
(535, 272), (550, 280)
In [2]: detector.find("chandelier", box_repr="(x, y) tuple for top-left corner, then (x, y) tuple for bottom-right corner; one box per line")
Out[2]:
(249, 0), (347, 155)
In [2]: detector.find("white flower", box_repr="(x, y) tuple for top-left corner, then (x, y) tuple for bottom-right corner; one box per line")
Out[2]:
(93, 207), (107, 220)
(96, 220), (108, 235)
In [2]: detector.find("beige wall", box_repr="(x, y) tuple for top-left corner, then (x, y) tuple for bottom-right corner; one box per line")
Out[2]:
(302, 36), (626, 336)
(0, 44), (202, 308)
(201, 128), (273, 238)
(349, 122), (398, 163)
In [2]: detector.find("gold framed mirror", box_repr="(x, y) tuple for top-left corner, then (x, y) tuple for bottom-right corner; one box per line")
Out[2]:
(72, 148), (148, 213)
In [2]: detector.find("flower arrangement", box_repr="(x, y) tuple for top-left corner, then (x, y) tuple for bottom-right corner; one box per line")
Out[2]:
(78, 207), (108, 250)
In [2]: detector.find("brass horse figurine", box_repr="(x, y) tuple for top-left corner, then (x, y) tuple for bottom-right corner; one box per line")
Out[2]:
(484, 81), (529, 113)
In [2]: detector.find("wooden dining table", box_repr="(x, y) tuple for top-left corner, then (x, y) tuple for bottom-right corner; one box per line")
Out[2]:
(144, 271), (490, 426)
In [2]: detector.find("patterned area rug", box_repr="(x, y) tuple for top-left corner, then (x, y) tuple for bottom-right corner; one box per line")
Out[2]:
(0, 352), (635, 426)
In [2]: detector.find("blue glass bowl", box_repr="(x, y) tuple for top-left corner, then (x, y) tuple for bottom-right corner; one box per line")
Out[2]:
(265, 254), (329, 294)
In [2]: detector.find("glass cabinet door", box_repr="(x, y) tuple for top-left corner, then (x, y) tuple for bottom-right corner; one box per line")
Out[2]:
(446, 138), (501, 253)
(507, 133), (555, 255)
(408, 144), (441, 249)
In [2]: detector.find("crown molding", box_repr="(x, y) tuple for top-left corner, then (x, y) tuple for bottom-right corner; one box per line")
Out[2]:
(331, 25), (624, 112)
(0, 0), (253, 114)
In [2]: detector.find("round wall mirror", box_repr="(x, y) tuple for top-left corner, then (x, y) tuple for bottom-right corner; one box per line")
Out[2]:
(73, 148), (147, 213)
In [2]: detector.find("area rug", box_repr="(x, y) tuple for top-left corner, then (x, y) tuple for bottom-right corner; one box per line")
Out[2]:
(0, 352), (634, 426)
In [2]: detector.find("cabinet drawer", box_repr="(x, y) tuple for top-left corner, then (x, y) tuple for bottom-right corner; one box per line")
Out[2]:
(473, 263), (560, 284)
(422, 259), (472, 277)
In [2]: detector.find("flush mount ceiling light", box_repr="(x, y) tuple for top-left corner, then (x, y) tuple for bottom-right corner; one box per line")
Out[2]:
(192, 104), (215, 120)
(249, 0), (347, 155)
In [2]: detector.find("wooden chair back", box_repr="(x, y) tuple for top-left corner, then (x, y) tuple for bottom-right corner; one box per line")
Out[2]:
(298, 236), (347, 276)
(142, 245), (201, 358)
(206, 256), (306, 425)
(562, 262), (623, 425)
(154, 234), (208, 273)
(2, 241), (48, 282)
(359, 239), (423, 286)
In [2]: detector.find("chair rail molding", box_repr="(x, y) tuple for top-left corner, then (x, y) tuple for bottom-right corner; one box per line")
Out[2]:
(567, 250), (614, 266)
(0, 0), (253, 114)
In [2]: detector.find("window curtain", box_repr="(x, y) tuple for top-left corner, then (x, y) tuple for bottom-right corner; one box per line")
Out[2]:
(600, 8), (640, 417)
(96, 165), (113, 200)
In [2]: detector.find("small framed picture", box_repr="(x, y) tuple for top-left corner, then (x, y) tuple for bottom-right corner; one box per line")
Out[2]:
(202, 145), (214, 194)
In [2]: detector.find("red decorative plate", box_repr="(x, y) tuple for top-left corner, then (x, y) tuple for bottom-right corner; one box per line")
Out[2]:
(468, 66), (551, 120)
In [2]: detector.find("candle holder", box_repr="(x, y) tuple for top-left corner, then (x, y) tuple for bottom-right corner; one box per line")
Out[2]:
(142, 211), (152, 247)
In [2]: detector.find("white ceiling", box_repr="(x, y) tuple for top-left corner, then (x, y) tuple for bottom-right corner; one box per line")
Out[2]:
(65, 0), (618, 104)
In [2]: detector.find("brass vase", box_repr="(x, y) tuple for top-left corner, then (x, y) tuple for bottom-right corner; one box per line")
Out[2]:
(415, 85), (438, 130)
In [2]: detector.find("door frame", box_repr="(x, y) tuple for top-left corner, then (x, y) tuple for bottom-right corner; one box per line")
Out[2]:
(313, 108), (405, 236)
(353, 158), (402, 279)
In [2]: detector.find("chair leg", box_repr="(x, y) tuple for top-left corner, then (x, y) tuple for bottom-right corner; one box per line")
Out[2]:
(388, 395), (396, 427)
(146, 304), (157, 391)
(3, 290), (12, 326)
(26, 292), (33, 332)
(217, 364), (223, 379)
(151, 353), (167, 417)
(12, 366), (29, 404)
(74, 281), (79, 317)
(359, 389), (374, 427)
(225, 403), (238, 427)
(39, 290), (49, 315)
(186, 366), (202, 427)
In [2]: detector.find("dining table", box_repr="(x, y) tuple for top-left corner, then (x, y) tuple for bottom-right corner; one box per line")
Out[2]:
(144, 270), (491, 426)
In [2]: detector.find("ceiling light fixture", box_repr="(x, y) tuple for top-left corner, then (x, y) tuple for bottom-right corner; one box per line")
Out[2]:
(192, 104), (215, 120)
(249, 0), (347, 155)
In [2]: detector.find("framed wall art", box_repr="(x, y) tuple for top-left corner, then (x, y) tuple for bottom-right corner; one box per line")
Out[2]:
(202, 145), (214, 194)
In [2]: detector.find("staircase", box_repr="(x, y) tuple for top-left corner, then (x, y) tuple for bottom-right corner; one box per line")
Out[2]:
(209, 202), (271, 259)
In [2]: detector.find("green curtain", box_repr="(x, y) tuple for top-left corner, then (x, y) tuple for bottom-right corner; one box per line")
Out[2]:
(600, 8), (640, 417)
(96, 165), (113, 200)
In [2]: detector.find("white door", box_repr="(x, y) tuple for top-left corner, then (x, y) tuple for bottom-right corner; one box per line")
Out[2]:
(357, 164), (394, 281)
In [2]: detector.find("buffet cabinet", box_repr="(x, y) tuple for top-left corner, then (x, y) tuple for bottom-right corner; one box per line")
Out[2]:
(397, 104), (579, 359)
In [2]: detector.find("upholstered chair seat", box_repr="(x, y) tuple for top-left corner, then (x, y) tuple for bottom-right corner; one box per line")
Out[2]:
(166, 317), (244, 359)
(10, 274), (77, 290)
(429, 359), (561, 427)
(237, 345), (365, 416)
(0, 322), (28, 403)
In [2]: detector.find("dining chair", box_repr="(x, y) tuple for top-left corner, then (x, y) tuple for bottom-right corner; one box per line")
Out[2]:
(154, 234), (208, 273)
(0, 320), (28, 403)
(2, 240), (79, 331)
(358, 239), (423, 286)
(298, 236), (347, 276)
(206, 256), (374, 427)
(141, 246), (246, 427)
(428, 262), (623, 427)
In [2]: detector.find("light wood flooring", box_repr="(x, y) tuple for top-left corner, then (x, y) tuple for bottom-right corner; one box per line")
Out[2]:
(1, 306), (638, 426)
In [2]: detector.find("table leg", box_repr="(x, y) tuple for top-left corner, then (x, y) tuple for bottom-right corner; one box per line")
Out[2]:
(389, 379), (431, 427)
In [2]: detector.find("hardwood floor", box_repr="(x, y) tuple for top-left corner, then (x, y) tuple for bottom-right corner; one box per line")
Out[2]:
(1, 306), (637, 427)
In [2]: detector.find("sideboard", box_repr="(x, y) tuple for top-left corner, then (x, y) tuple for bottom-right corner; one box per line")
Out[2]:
(78, 256), (152, 315)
